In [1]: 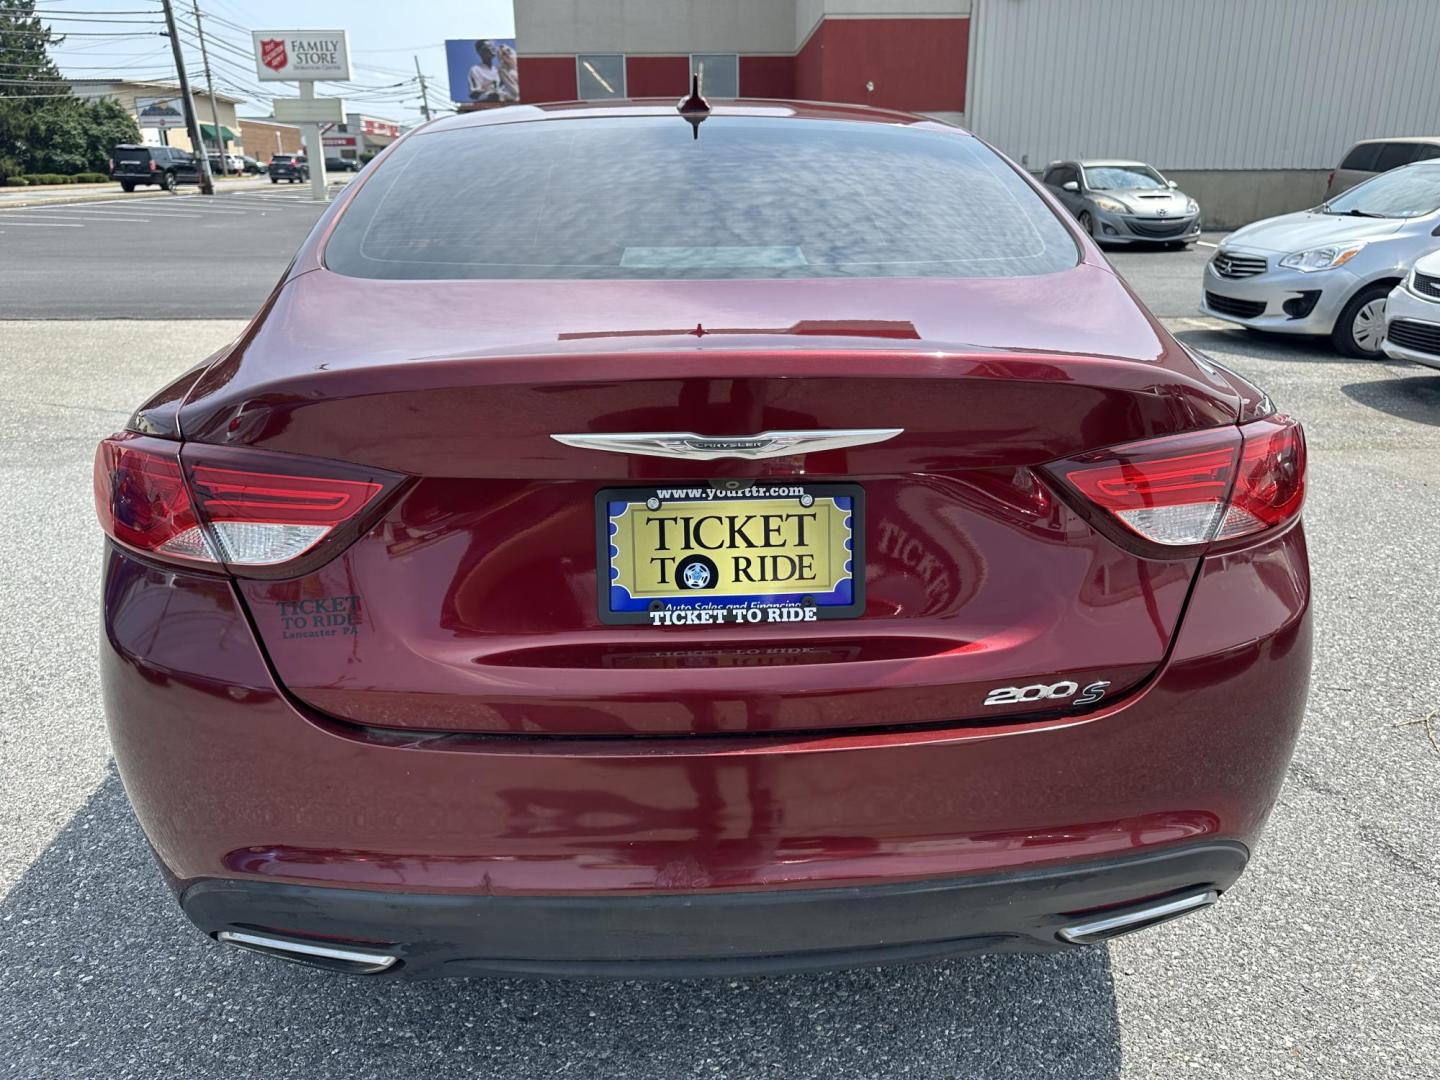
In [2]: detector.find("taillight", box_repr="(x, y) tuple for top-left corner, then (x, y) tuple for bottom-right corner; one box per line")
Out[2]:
(108, 157), (115, 174)
(94, 435), (401, 574)
(94, 435), (213, 563)
(1044, 415), (1305, 554)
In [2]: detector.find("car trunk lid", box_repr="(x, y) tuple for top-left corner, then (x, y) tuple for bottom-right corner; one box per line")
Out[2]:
(187, 268), (1238, 736)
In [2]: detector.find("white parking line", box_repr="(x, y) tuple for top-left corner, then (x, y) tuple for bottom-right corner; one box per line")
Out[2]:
(1197, 241), (1218, 248)
(227, 192), (313, 201)
(145, 200), (250, 215)
(22, 208), (157, 222)
(0, 220), (83, 227)
(58, 206), (208, 218)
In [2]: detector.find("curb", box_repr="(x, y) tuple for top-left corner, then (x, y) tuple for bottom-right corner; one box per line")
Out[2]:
(0, 180), (274, 209)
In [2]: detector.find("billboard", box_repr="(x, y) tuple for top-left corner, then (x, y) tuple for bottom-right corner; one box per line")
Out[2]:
(134, 94), (186, 130)
(251, 30), (351, 82)
(445, 38), (519, 103)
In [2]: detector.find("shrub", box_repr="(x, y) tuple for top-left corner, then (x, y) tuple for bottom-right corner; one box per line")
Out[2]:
(74, 171), (108, 183)
(20, 173), (75, 185)
(6, 177), (29, 186)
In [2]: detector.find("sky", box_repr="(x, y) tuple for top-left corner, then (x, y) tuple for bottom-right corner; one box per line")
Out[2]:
(45, 0), (516, 128)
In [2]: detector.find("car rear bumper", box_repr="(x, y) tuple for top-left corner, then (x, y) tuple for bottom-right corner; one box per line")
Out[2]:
(182, 842), (1246, 978)
(102, 524), (1310, 975)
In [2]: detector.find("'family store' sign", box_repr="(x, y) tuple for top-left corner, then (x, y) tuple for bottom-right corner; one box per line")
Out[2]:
(251, 30), (351, 82)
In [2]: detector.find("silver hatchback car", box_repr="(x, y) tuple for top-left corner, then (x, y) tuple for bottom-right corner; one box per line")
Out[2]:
(1201, 160), (1440, 357)
(1042, 160), (1201, 247)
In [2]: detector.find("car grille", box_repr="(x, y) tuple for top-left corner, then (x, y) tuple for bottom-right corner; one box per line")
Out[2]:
(1128, 217), (1192, 238)
(1385, 318), (1440, 356)
(1205, 291), (1267, 319)
(1211, 251), (1267, 278)
(1412, 271), (1440, 300)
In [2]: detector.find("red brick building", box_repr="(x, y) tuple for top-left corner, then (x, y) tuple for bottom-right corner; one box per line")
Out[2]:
(514, 1), (969, 122)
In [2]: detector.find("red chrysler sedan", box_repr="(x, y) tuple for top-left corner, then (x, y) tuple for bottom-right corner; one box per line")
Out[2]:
(95, 99), (1310, 978)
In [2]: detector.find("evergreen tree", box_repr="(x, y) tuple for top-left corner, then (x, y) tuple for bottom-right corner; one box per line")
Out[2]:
(0, 0), (140, 178)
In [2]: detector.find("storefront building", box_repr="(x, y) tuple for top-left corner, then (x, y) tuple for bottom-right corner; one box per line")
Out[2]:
(238, 117), (303, 161)
(322, 114), (403, 162)
(69, 79), (245, 156)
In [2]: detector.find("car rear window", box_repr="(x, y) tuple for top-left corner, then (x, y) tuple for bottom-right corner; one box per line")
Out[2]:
(324, 116), (1079, 281)
(1340, 143), (1382, 171)
(1374, 142), (1428, 172)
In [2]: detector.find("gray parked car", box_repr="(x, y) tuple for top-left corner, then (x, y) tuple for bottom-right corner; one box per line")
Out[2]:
(1201, 159), (1440, 358)
(1042, 160), (1201, 247)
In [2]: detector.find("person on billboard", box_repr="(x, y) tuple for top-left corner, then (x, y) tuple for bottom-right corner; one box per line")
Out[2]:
(468, 40), (504, 102)
(497, 43), (519, 101)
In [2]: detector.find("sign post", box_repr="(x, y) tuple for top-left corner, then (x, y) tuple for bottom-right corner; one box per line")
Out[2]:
(297, 82), (328, 202)
(253, 30), (350, 202)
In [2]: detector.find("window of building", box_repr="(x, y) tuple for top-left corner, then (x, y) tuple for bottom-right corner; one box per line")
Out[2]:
(690, 54), (739, 98)
(576, 54), (625, 99)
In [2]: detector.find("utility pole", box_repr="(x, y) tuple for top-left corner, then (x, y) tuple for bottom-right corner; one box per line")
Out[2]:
(414, 55), (432, 121)
(160, 0), (213, 194)
(190, 0), (228, 175)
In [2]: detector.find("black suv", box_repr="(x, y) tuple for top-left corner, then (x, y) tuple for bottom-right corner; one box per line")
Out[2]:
(269, 154), (309, 183)
(110, 144), (199, 192)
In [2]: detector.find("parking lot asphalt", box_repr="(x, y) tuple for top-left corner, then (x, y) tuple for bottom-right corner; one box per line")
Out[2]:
(0, 241), (1437, 1078)
(0, 187), (336, 319)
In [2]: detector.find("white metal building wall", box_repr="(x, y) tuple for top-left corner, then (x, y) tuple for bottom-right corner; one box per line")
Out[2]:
(965, 0), (1440, 171)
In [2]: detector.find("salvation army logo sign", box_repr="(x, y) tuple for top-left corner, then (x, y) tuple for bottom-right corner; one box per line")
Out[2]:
(259, 38), (287, 72)
(252, 30), (350, 81)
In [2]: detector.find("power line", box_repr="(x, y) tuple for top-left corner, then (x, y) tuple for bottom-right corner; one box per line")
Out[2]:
(36, 14), (166, 23)
(3, 27), (164, 36)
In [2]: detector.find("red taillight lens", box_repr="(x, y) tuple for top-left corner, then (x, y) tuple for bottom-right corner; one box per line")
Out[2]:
(189, 464), (382, 565)
(94, 435), (215, 563)
(1045, 415), (1305, 553)
(1218, 414), (1306, 538)
(94, 435), (399, 573)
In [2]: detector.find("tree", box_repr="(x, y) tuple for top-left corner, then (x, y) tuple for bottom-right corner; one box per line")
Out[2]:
(0, 0), (140, 178)
(83, 97), (141, 170)
(0, 0), (66, 178)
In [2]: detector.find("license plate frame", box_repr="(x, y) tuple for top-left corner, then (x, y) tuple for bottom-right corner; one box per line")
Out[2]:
(596, 482), (865, 626)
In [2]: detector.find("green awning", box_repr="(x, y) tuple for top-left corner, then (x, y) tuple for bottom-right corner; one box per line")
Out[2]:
(198, 123), (238, 142)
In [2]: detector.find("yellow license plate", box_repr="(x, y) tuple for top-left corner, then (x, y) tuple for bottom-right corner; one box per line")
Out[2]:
(598, 483), (863, 626)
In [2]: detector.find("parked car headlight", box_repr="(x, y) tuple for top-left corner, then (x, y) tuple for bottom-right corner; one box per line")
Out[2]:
(1278, 243), (1366, 272)
(1092, 196), (1128, 214)
(1185, 198), (1200, 215)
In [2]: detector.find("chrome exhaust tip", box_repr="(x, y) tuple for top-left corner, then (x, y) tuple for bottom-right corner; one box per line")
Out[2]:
(216, 930), (400, 974)
(1057, 889), (1218, 945)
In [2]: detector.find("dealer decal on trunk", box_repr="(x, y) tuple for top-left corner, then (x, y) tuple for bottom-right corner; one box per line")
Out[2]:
(598, 483), (865, 626)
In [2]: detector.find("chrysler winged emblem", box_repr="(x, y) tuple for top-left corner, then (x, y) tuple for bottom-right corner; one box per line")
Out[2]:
(550, 428), (903, 460)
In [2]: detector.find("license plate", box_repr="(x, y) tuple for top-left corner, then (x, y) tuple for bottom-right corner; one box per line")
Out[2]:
(597, 482), (863, 626)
